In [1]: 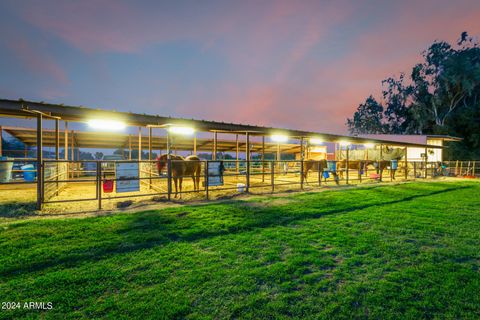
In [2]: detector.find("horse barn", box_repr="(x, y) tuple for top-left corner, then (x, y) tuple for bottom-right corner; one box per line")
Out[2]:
(0, 98), (459, 212)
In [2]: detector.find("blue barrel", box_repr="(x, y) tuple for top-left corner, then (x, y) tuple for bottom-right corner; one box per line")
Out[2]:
(391, 160), (398, 170)
(323, 171), (330, 179)
(327, 161), (337, 172)
(22, 164), (36, 182)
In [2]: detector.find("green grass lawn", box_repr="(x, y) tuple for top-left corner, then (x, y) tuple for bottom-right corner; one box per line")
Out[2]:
(1, 181), (480, 319)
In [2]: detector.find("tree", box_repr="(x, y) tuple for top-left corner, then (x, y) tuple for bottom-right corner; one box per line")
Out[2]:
(382, 74), (413, 133)
(347, 32), (480, 159)
(347, 96), (386, 134)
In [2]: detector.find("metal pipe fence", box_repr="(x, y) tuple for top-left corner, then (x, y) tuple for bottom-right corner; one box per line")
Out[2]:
(1, 158), (477, 210)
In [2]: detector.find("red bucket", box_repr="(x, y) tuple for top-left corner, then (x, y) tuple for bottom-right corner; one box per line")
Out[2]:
(369, 173), (381, 180)
(103, 179), (114, 193)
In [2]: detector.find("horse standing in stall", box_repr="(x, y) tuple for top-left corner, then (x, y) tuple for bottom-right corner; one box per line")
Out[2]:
(302, 159), (339, 185)
(156, 154), (202, 198)
(375, 160), (398, 180)
(336, 160), (374, 179)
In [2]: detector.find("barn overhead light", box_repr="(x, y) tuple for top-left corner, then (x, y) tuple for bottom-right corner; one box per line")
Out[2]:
(271, 134), (288, 143)
(309, 138), (323, 145)
(364, 143), (375, 149)
(88, 119), (126, 131)
(168, 126), (195, 135)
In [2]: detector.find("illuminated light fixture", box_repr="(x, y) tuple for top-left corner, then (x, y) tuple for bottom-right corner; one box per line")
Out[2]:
(271, 134), (288, 143)
(364, 143), (375, 149)
(339, 140), (350, 147)
(309, 138), (323, 145)
(88, 119), (126, 131)
(168, 126), (195, 135)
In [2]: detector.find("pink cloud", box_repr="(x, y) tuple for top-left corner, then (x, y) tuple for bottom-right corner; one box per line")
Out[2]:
(5, 0), (480, 135)
(5, 35), (68, 85)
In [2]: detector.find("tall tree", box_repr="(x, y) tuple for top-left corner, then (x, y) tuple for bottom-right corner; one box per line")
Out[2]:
(346, 96), (386, 134)
(347, 32), (480, 159)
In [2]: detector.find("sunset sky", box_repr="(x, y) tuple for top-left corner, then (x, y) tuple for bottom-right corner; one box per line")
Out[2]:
(1, 0), (479, 134)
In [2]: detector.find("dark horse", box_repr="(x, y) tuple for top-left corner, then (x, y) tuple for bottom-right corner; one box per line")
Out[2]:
(156, 154), (202, 198)
(336, 160), (374, 179)
(375, 160), (398, 180)
(302, 159), (338, 185)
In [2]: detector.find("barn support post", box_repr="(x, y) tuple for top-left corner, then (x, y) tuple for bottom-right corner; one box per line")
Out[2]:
(424, 147), (428, 178)
(455, 160), (459, 176)
(148, 127), (152, 189)
(213, 131), (217, 160)
(167, 157), (172, 201)
(318, 161), (322, 186)
(148, 127), (152, 161)
(0, 125), (2, 157)
(76, 137), (81, 178)
(97, 161), (102, 210)
(166, 131), (170, 156)
(262, 136), (265, 182)
(300, 137), (304, 189)
(55, 119), (60, 195)
(70, 130), (74, 178)
(358, 159), (362, 183)
(128, 134), (132, 160)
(55, 119), (59, 160)
(245, 132), (250, 193)
(64, 122), (68, 160)
(193, 133), (197, 156)
(413, 161), (417, 179)
(36, 113), (43, 210)
(271, 161), (275, 193)
(379, 144), (383, 182)
(473, 161), (476, 177)
(138, 127), (142, 161)
(235, 134), (239, 174)
(276, 142), (281, 170)
(24, 146), (27, 158)
(64, 122), (69, 180)
(204, 161), (209, 200)
(345, 145), (349, 184)
(404, 147), (408, 180)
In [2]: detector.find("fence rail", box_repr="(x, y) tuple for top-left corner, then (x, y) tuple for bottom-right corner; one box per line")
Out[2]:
(1, 158), (478, 210)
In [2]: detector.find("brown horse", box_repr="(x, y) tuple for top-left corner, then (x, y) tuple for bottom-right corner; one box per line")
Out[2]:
(375, 160), (398, 180)
(157, 154), (202, 197)
(337, 160), (374, 179)
(302, 159), (338, 185)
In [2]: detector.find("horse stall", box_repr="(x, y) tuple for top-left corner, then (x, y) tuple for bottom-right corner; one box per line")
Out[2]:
(0, 99), (447, 213)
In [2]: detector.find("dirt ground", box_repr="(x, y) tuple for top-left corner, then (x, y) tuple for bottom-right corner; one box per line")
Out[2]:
(0, 167), (416, 216)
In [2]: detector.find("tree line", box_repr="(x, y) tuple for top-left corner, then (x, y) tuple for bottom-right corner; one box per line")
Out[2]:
(347, 32), (480, 159)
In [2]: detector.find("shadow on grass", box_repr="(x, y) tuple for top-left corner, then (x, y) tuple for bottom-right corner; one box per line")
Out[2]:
(1, 185), (470, 278)
(0, 201), (37, 218)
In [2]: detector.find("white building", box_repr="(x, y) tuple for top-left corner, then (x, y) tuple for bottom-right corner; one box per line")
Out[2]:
(358, 134), (462, 162)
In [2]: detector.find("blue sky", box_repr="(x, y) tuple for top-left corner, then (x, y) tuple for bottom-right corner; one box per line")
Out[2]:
(1, 0), (479, 134)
